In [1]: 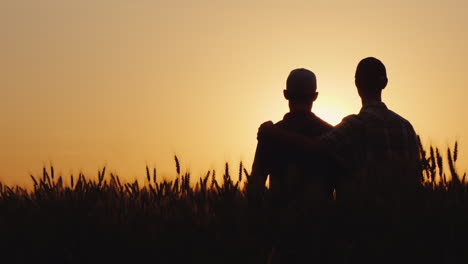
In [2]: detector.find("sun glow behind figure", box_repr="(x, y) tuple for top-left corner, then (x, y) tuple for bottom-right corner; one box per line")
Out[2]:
(1, 1), (468, 185)
(314, 107), (345, 126)
(313, 97), (355, 126)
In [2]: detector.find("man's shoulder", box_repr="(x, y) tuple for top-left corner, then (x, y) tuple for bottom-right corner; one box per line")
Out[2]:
(385, 108), (417, 132)
(357, 105), (415, 130)
(322, 114), (364, 142)
(388, 109), (412, 122)
(337, 114), (364, 128)
(276, 112), (334, 135)
(274, 119), (286, 126)
(314, 114), (334, 130)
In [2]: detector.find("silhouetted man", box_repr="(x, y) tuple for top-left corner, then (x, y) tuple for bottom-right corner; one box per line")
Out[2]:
(258, 57), (421, 201)
(248, 68), (334, 263)
(249, 68), (333, 207)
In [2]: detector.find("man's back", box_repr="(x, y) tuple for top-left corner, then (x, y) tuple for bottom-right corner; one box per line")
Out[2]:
(248, 68), (335, 263)
(321, 102), (420, 200)
(253, 112), (333, 206)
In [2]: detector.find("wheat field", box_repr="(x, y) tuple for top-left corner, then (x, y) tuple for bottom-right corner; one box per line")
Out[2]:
(0, 141), (467, 263)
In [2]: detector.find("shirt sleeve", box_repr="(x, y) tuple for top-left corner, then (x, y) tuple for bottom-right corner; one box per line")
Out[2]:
(250, 139), (271, 188)
(320, 114), (365, 170)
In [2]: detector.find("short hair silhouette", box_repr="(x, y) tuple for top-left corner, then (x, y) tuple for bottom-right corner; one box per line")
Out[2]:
(355, 57), (388, 94)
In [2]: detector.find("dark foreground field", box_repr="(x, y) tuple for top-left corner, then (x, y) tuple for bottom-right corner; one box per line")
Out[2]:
(1, 144), (467, 264)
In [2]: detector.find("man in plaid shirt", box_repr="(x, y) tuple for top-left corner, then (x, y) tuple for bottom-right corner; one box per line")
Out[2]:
(258, 57), (421, 201)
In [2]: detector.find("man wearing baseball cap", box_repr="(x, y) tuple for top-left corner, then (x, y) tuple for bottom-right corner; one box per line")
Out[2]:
(249, 68), (334, 206)
(248, 68), (335, 263)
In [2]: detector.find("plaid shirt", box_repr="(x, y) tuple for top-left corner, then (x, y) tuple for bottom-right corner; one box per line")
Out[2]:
(321, 102), (420, 195)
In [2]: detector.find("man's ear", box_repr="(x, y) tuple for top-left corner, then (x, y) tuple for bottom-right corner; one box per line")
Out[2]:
(283, 90), (290, 100)
(381, 77), (388, 90)
(312, 91), (318, 102)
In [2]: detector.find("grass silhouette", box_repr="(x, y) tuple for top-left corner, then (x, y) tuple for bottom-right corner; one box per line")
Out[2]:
(0, 140), (467, 263)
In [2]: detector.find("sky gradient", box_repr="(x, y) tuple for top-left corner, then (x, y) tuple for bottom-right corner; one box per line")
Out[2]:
(1, 0), (467, 186)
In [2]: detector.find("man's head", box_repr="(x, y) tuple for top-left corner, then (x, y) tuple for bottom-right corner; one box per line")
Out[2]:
(284, 68), (318, 113)
(355, 57), (388, 99)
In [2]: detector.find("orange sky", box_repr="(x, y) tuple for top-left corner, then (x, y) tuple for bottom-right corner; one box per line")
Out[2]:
(1, 0), (467, 187)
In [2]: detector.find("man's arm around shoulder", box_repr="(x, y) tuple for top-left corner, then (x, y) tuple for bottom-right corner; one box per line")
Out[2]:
(257, 121), (323, 154)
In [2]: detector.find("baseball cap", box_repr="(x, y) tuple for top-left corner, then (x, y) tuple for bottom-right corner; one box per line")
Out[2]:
(286, 68), (317, 96)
